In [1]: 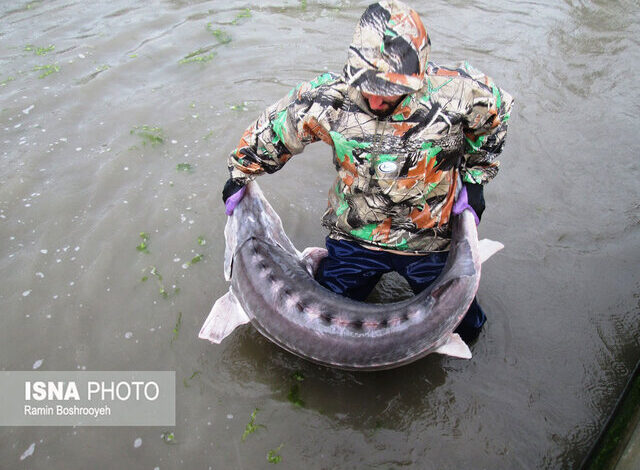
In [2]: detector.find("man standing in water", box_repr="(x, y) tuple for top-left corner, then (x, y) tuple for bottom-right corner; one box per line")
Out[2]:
(222, 0), (513, 343)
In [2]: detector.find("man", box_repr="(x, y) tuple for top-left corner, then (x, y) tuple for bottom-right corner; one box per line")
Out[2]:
(222, 0), (513, 343)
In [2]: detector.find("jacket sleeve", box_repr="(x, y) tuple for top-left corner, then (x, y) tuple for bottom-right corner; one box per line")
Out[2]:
(460, 63), (514, 185)
(227, 78), (329, 183)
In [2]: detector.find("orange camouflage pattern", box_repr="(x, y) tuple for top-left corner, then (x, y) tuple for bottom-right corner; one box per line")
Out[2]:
(227, 1), (513, 253)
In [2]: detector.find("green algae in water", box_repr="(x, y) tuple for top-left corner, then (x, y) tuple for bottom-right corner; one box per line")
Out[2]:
(230, 102), (249, 111)
(179, 49), (216, 64)
(176, 163), (192, 172)
(136, 232), (150, 253)
(141, 266), (179, 299)
(267, 444), (284, 464)
(287, 383), (304, 407)
(241, 408), (265, 441)
(187, 254), (203, 266)
(206, 23), (232, 44)
(197, 236), (206, 246)
(130, 125), (164, 147)
(149, 266), (162, 280)
(171, 312), (182, 343)
(25, 44), (55, 55)
(231, 8), (251, 25)
(161, 431), (176, 444)
(33, 64), (59, 78)
(0, 77), (15, 87)
(183, 370), (201, 388)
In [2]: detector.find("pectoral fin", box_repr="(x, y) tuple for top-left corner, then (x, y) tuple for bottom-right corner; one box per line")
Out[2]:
(478, 239), (504, 264)
(300, 246), (329, 276)
(434, 333), (473, 359)
(199, 289), (250, 344)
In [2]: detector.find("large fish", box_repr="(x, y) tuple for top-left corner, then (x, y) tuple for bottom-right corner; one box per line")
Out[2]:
(199, 182), (503, 371)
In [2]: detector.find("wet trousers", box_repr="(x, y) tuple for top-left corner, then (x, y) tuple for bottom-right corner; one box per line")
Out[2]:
(315, 237), (486, 342)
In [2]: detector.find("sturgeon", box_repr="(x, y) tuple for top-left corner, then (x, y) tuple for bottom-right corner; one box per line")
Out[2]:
(199, 182), (503, 371)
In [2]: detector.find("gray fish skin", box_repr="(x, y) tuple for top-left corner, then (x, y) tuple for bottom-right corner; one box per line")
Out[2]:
(224, 182), (481, 371)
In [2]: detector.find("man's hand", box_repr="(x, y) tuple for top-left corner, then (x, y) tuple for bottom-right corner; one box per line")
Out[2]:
(222, 179), (247, 215)
(452, 183), (485, 225)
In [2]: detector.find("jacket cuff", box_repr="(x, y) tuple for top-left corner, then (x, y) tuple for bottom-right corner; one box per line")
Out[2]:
(464, 182), (485, 221)
(222, 178), (247, 203)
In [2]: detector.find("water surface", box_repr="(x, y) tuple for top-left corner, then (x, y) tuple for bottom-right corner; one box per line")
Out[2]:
(1, 0), (639, 468)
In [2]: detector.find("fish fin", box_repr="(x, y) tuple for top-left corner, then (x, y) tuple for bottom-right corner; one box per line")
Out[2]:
(477, 239), (504, 264)
(300, 247), (328, 276)
(198, 289), (250, 344)
(434, 333), (473, 359)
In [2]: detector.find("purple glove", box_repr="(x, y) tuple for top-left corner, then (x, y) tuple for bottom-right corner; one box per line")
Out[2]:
(225, 186), (246, 215)
(452, 185), (480, 225)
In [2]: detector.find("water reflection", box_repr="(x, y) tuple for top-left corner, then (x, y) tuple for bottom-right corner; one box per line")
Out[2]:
(212, 326), (449, 433)
(0, 0), (639, 467)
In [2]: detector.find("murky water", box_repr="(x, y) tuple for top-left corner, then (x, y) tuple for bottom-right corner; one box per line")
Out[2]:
(1, 0), (639, 468)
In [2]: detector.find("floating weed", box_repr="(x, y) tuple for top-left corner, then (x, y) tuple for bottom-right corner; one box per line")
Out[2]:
(241, 408), (265, 441)
(179, 49), (216, 64)
(287, 383), (304, 407)
(161, 431), (176, 444)
(136, 232), (150, 253)
(0, 76), (15, 87)
(130, 125), (164, 146)
(300, 0), (307, 10)
(267, 444), (284, 464)
(188, 254), (203, 265)
(202, 130), (214, 140)
(183, 370), (201, 387)
(159, 285), (180, 299)
(197, 236), (206, 246)
(176, 163), (192, 172)
(33, 64), (59, 78)
(231, 8), (251, 25)
(183, 253), (204, 269)
(150, 266), (161, 280)
(129, 54), (138, 59)
(95, 64), (110, 72)
(206, 23), (232, 44)
(172, 312), (182, 343)
(229, 102), (249, 111)
(141, 266), (179, 299)
(25, 44), (55, 55)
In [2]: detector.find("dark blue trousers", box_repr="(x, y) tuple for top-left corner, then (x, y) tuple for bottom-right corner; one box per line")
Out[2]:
(315, 237), (486, 342)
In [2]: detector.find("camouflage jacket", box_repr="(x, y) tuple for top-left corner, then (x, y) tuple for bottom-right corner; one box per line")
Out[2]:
(227, 2), (513, 254)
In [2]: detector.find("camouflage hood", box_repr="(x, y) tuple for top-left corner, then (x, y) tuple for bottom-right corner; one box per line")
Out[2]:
(343, 0), (430, 96)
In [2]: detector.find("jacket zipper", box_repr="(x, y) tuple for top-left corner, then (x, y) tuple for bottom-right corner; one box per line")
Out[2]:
(369, 118), (386, 187)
